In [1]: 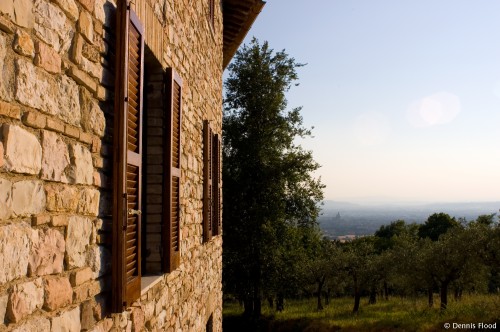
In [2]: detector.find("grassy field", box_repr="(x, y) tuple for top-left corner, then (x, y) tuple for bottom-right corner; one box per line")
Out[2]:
(223, 294), (500, 331)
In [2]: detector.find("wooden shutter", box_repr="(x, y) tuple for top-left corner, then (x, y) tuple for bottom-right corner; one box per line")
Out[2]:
(203, 121), (213, 242)
(112, 1), (144, 312)
(209, 0), (215, 28)
(211, 134), (221, 236)
(164, 68), (182, 272)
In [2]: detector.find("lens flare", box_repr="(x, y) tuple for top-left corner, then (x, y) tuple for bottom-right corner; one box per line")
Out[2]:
(407, 92), (461, 128)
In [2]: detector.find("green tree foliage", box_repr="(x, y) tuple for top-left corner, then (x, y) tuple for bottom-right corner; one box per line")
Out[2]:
(222, 39), (324, 318)
(418, 212), (460, 241)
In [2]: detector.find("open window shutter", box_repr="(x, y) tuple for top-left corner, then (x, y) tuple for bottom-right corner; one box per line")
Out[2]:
(112, 1), (144, 311)
(164, 68), (182, 272)
(203, 121), (213, 242)
(211, 134), (221, 236)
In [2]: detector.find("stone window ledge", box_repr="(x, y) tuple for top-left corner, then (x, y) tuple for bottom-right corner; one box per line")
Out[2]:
(141, 275), (163, 294)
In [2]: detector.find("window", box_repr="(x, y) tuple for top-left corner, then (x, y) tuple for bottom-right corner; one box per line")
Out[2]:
(112, 3), (183, 311)
(203, 121), (221, 242)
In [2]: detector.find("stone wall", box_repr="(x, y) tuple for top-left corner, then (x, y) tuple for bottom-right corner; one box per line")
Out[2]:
(0, 0), (224, 331)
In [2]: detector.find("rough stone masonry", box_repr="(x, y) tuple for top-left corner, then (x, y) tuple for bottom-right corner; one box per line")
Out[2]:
(0, 0), (225, 330)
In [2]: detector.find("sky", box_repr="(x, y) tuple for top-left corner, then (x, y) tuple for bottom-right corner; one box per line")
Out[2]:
(232, 0), (500, 204)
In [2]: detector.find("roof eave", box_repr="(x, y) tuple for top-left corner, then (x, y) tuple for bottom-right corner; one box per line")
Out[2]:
(222, 0), (266, 69)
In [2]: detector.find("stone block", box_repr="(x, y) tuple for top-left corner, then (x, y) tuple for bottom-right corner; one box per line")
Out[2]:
(71, 33), (83, 65)
(34, 41), (61, 74)
(78, 10), (94, 44)
(72, 283), (89, 302)
(92, 155), (103, 168)
(68, 65), (97, 93)
(0, 16), (15, 34)
(77, 188), (100, 216)
(91, 136), (101, 153)
(15, 58), (59, 115)
(51, 214), (69, 226)
(68, 143), (93, 185)
(29, 228), (65, 276)
(45, 184), (79, 212)
(83, 43), (100, 62)
(44, 277), (72, 311)
(6, 278), (44, 323)
(81, 300), (95, 330)
(22, 110), (47, 129)
(95, 85), (106, 101)
(70, 267), (92, 286)
(0, 34), (9, 101)
(51, 306), (81, 332)
(41, 130), (70, 183)
(11, 315), (51, 332)
(80, 132), (93, 144)
(65, 124), (80, 138)
(131, 307), (145, 332)
(34, 0), (74, 53)
(13, 29), (34, 58)
(80, 0), (95, 12)
(87, 245), (110, 278)
(81, 56), (103, 79)
(0, 0), (14, 20)
(0, 293), (7, 324)
(13, 0), (34, 29)
(53, 0), (79, 21)
(46, 118), (65, 133)
(32, 214), (50, 226)
(0, 178), (12, 220)
(82, 100), (106, 137)
(66, 215), (93, 268)
(12, 180), (46, 217)
(57, 75), (81, 126)
(2, 124), (42, 175)
(0, 100), (21, 119)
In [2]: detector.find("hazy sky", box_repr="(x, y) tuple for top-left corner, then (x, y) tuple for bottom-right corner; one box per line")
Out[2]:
(236, 0), (500, 203)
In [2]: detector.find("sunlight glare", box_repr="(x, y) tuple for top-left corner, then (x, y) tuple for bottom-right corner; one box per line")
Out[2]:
(406, 92), (461, 128)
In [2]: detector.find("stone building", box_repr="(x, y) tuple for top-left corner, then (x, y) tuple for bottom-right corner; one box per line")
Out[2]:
(0, 0), (263, 330)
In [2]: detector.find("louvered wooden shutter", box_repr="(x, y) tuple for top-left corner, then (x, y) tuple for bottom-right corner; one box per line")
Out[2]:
(164, 68), (182, 272)
(203, 121), (213, 242)
(112, 1), (144, 311)
(212, 134), (222, 236)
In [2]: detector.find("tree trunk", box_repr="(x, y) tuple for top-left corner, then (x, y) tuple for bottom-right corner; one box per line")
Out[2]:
(427, 287), (433, 308)
(316, 277), (325, 311)
(267, 296), (274, 309)
(384, 280), (389, 300)
(277, 293), (284, 312)
(353, 289), (361, 314)
(352, 276), (360, 314)
(440, 282), (449, 310)
(368, 287), (377, 304)
(253, 294), (262, 318)
(243, 297), (253, 317)
(325, 287), (330, 305)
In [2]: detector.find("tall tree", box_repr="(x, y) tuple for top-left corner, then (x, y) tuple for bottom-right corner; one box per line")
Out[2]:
(222, 39), (324, 318)
(418, 212), (459, 241)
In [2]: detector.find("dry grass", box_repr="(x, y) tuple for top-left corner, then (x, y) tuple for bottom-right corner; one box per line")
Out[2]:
(223, 294), (500, 331)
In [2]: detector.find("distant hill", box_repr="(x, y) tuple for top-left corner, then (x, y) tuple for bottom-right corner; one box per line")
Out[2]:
(318, 200), (500, 239)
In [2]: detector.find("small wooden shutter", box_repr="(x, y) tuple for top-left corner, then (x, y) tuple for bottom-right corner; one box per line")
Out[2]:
(211, 134), (221, 236)
(112, 1), (144, 311)
(209, 0), (215, 28)
(164, 68), (182, 272)
(203, 121), (213, 242)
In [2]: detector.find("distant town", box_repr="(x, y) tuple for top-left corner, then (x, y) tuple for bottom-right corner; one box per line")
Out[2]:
(319, 200), (500, 240)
